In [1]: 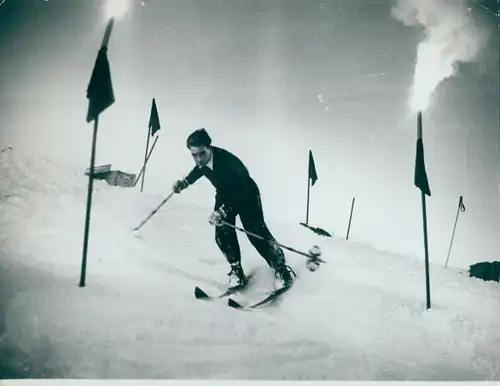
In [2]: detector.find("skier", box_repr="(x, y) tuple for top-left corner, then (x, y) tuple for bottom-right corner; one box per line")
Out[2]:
(172, 128), (296, 289)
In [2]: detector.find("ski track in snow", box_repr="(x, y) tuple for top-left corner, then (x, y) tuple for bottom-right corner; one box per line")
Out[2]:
(0, 150), (499, 380)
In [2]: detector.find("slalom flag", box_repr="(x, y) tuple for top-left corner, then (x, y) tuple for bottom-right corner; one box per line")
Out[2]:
(80, 21), (116, 288)
(86, 46), (115, 123)
(414, 112), (431, 196)
(149, 98), (161, 137)
(309, 150), (318, 186)
(415, 111), (431, 310)
(305, 150), (318, 225)
(138, 98), (162, 191)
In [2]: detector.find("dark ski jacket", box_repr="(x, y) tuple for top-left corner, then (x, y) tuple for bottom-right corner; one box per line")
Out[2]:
(184, 146), (258, 217)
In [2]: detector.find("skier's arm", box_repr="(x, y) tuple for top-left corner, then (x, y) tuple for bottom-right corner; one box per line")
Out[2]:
(173, 166), (203, 193)
(184, 166), (204, 186)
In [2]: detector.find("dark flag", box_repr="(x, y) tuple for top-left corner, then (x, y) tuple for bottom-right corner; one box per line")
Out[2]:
(414, 112), (431, 196)
(86, 47), (115, 123)
(149, 98), (161, 136)
(137, 98), (162, 191)
(309, 150), (318, 187)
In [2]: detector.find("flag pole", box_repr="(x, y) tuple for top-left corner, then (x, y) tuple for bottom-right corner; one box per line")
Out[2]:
(421, 188), (431, 310)
(80, 18), (116, 288)
(306, 171), (311, 225)
(134, 135), (159, 187)
(80, 115), (99, 287)
(140, 123), (151, 192)
(417, 111), (431, 310)
(346, 196), (355, 240)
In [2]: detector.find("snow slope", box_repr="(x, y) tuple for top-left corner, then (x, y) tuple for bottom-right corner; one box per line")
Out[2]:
(0, 150), (499, 380)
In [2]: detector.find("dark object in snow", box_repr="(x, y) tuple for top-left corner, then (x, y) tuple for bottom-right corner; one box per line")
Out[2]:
(468, 261), (500, 283)
(84, 164), (136, 188)
(299, 222), (332, 238)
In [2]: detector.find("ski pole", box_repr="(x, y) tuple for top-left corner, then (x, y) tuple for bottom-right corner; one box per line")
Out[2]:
(133, 191), (175, 231)
(219, 220), (326, 263)
(444, 195), (465, 269)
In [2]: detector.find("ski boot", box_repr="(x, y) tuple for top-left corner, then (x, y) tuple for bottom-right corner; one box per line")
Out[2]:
(227, 262), (247, 289)
(267, 240), (296, 289)
(274, 264), (296, 289)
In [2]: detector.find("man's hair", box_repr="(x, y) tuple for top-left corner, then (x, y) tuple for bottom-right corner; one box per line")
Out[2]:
(186, 128), (212, 148)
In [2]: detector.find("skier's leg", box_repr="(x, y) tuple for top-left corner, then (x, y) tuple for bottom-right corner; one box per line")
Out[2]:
(239, 192), (285, 260)
(215, 213), (240, 263)
(239, 193), (295, 287)
(215, 213), (246, 286)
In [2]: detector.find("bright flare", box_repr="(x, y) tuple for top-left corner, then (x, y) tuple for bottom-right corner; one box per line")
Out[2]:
(391, 0), (488, 114)
(409, 38), (456, 113)
(104, 0), (130, 20)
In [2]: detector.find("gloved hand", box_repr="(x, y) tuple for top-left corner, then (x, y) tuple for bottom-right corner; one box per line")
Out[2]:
(172, 179), (188, 194)
(209, 206), (228, 226)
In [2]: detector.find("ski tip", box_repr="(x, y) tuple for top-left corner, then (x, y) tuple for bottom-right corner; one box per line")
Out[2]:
(228, 298), (243, 309)
(195, 286), (209, 299)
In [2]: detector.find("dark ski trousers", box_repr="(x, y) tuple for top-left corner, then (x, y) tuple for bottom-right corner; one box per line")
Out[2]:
(215, 188), (285, 270)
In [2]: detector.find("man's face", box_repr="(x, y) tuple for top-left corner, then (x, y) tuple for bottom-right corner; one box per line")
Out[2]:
(189, 145), (212, 167)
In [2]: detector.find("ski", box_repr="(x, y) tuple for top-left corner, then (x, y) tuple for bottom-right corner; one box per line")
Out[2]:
(227, 284), (292, 310)
(194, 273), (255, 300)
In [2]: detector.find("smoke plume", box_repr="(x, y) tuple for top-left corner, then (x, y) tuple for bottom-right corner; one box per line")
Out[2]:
(391, 0), (488, 112)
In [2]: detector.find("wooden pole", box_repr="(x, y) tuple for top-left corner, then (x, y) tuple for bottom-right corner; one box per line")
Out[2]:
(80, 116), (99, 287)
(346, 196), (355, 240)
(140, 124), (151, 192)
(135, 135), (158, 188)
(79, 17), (116, 288)
(421, 190), (431, 310)
(418, 111), (431, 310)
(306, 175), (311, 225)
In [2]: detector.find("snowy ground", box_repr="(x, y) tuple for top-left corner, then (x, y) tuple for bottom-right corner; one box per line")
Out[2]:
(0, 149), (499, 380)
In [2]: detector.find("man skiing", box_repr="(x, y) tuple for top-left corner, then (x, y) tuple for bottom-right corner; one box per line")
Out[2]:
(172, 128), (295, 289)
